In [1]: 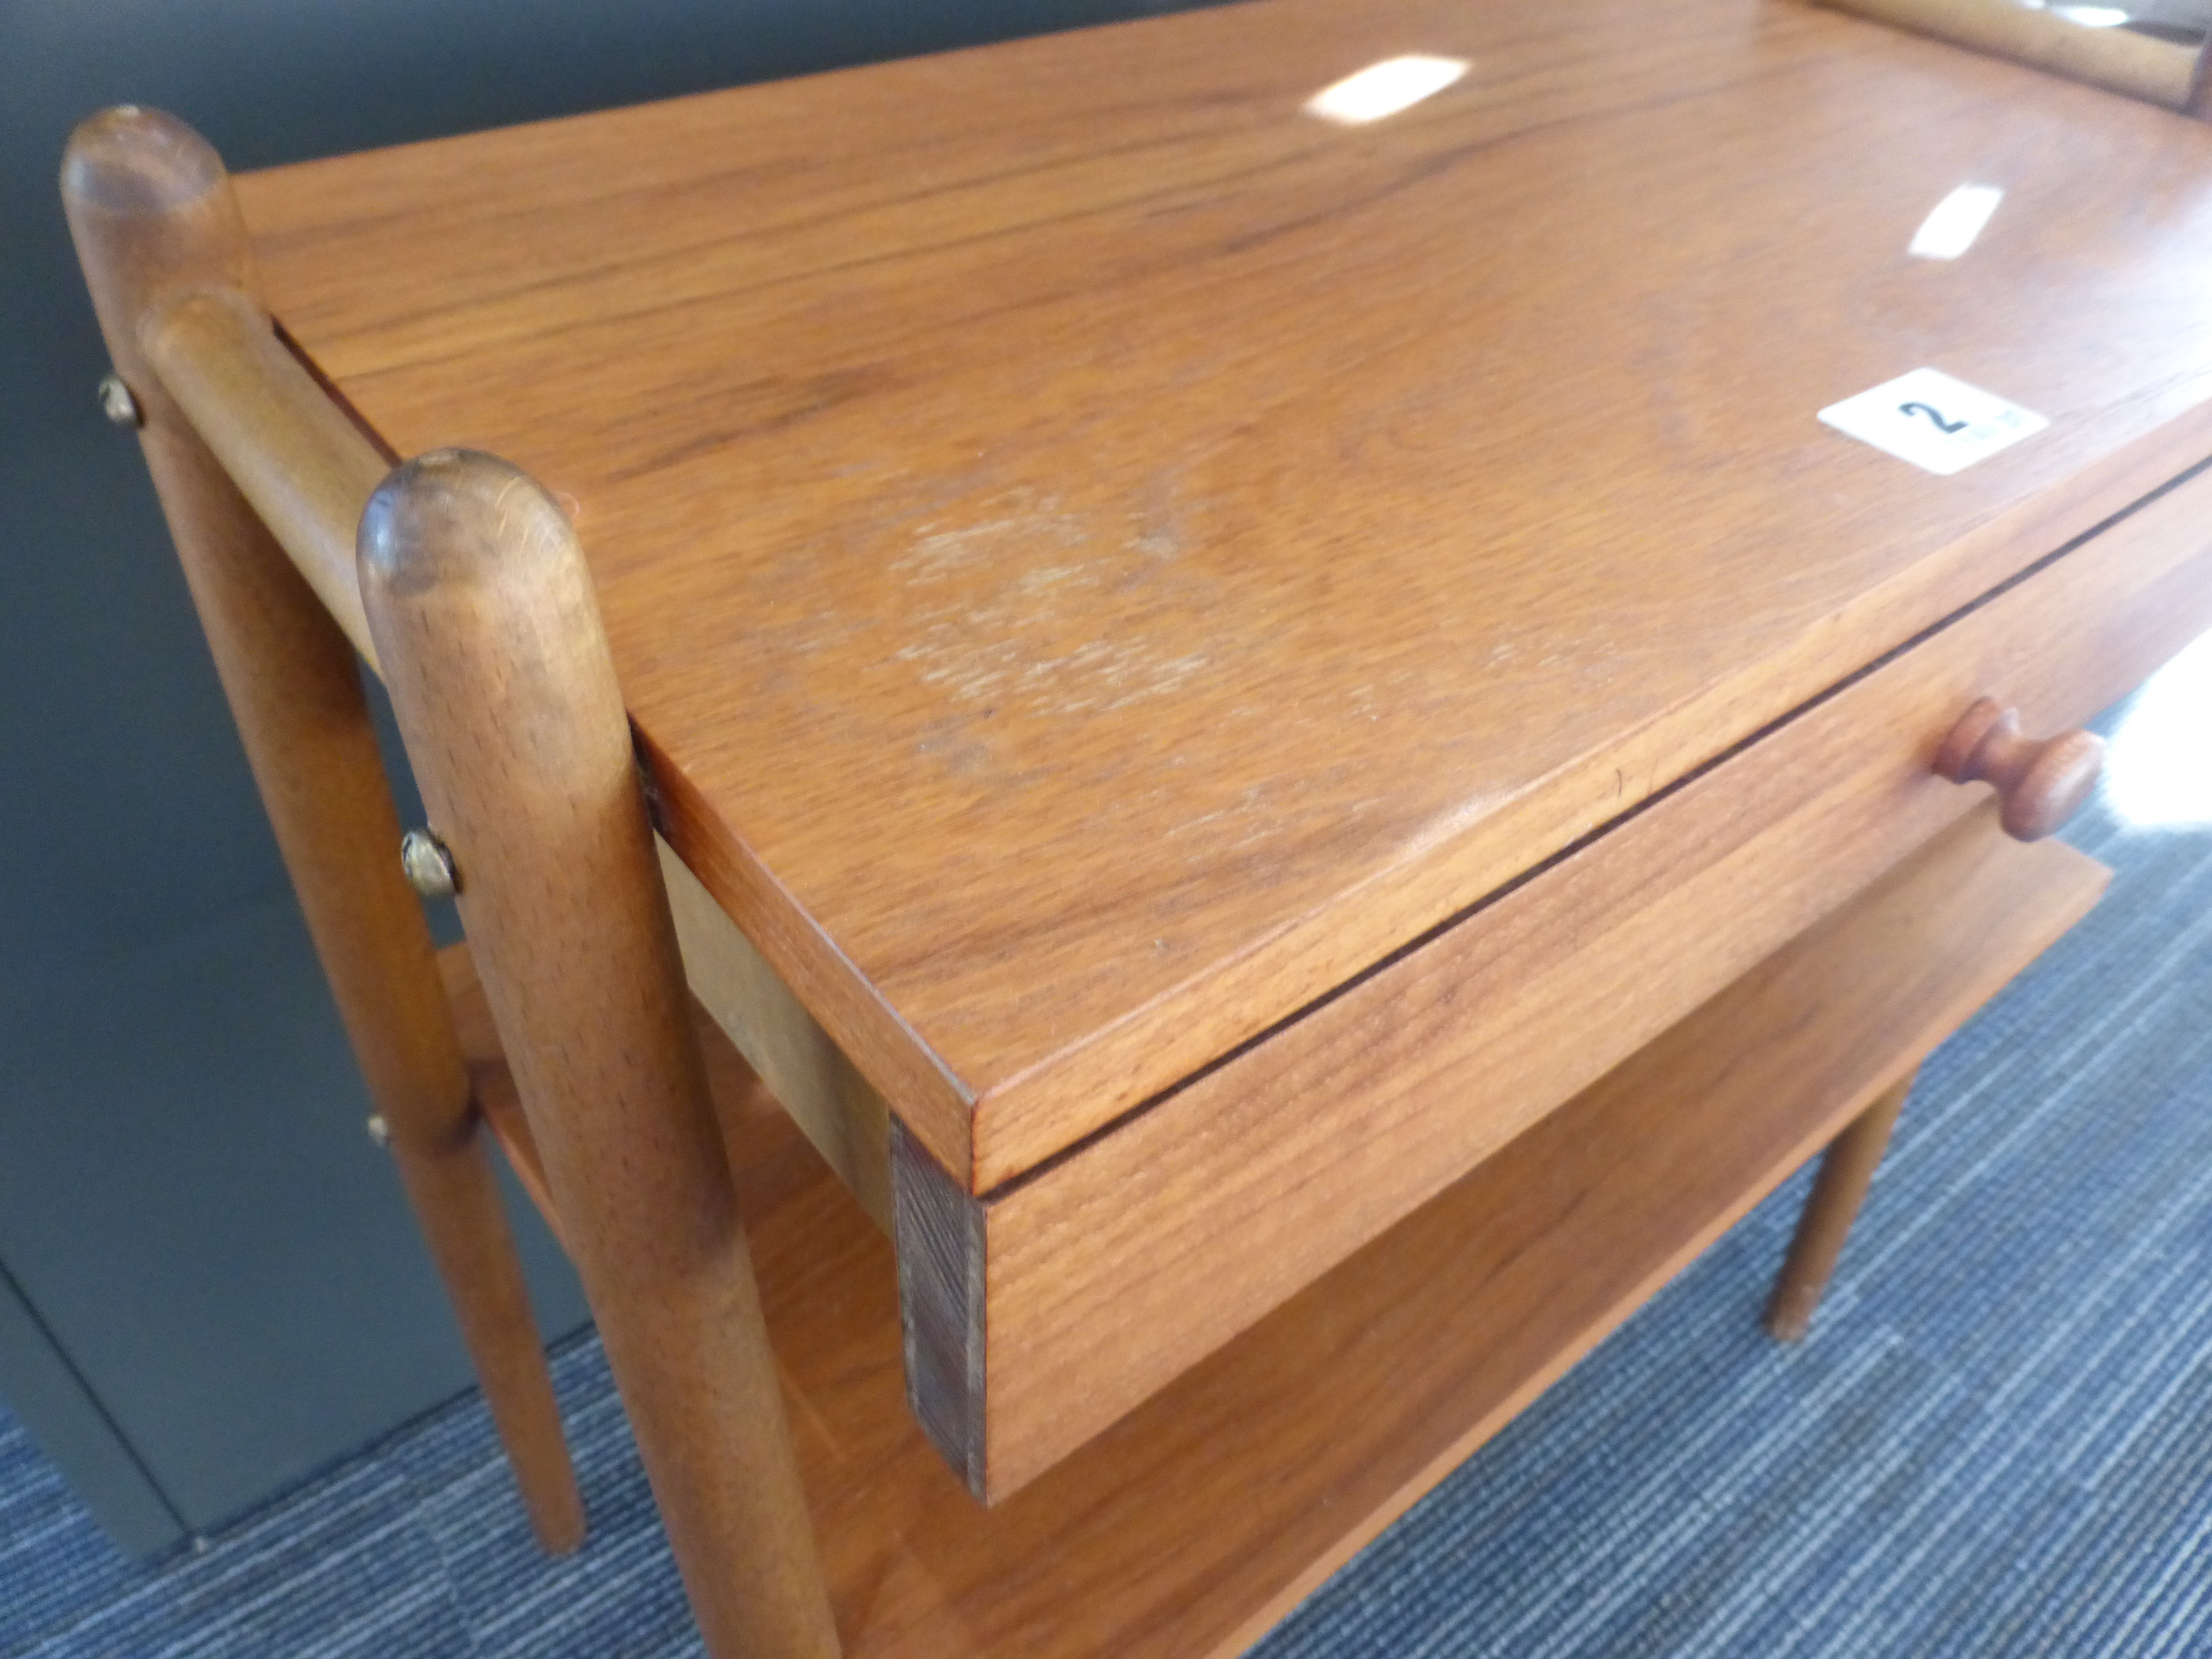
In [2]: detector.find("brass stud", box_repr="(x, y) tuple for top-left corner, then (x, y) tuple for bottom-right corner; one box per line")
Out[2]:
(400, 828), (458, 898)
(98, 374), (141, 427)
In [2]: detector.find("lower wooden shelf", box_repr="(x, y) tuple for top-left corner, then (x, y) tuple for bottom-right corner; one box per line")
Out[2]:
(449, 802), (2105, 1658)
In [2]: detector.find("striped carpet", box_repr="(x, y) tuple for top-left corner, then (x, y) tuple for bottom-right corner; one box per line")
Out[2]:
(5, 659), (2211, 1657)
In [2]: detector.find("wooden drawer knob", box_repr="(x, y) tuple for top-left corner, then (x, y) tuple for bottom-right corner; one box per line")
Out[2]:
(1932, 697), (2104, 842)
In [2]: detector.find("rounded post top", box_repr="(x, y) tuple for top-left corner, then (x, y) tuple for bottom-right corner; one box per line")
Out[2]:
(61, 105), (257, 373)
(62, 106), (229, 219)
(359, 449), (583, 598)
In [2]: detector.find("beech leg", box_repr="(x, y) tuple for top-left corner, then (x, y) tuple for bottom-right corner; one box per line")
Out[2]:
(1765, 1070), (1916, 1342)
(61, 106), (582, 1554)
(358, 451), (841, 1659)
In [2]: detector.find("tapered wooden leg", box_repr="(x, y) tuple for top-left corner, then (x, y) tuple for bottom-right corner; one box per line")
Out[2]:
(1765, 1070), (1916, 1342)
(61, 107), (583, 1555)
(358, 451), (842, 1659)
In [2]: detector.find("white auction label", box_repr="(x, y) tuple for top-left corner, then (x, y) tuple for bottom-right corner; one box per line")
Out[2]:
(1818, 367), (2048, 477)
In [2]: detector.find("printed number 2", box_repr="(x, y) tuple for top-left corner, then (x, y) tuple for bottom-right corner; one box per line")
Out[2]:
(1899, 400), (1968, 435)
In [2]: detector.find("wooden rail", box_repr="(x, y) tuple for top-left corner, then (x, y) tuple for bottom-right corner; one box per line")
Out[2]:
(1815, 0), (2210, 112)
(136, 251), (896, 1232)
(141, 285), (390, 670)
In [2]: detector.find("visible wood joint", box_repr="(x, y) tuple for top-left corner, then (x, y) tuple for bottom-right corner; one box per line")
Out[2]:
(892, 1119), (988, 1499)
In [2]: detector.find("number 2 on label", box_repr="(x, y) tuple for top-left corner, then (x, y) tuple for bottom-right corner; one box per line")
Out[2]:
(1899, 401), (1968, 435)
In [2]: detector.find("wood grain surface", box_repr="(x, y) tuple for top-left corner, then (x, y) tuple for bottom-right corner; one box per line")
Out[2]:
(925, 443), (2212, 1498)
(460, 801), (2106, 1658)
(231, 0), (2212, 1187)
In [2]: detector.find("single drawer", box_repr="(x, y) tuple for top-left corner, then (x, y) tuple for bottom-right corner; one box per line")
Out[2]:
(896, 455), (2212, 1502)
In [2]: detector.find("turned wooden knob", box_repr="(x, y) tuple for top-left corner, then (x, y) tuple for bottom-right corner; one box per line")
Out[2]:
(1932, 697), (2104, 841)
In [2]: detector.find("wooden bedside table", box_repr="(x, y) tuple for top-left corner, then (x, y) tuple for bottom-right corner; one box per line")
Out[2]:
(62, 0), (2212, 1652)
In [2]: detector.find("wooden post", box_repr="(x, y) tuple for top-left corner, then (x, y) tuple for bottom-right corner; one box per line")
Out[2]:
(1765, 1070), (1917, 1342)
(357, 450), (841, 1659)
(61, 106), (583, 1553)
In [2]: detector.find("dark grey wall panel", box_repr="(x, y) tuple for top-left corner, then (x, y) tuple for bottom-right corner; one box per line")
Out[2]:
(0, 898), (583, 1535)
(1, 0), (1213, 1555)
(0, 1262), (181, 1558)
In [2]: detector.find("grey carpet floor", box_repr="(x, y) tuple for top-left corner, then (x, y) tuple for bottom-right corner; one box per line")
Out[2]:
(4, 663), (2210, 1657)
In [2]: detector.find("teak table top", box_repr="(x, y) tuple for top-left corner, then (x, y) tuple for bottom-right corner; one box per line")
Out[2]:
(234, 0), (2212, 1189)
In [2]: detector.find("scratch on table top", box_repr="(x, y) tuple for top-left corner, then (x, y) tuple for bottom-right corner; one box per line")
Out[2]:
(888, 487), (1212, 719)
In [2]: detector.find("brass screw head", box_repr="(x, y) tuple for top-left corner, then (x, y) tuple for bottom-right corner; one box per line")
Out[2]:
(98, 374), (141, 427)
(400, 828), (458, 898)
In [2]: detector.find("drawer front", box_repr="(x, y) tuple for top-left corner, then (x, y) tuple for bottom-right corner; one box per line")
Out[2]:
(900, 457), (2212, 1501)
